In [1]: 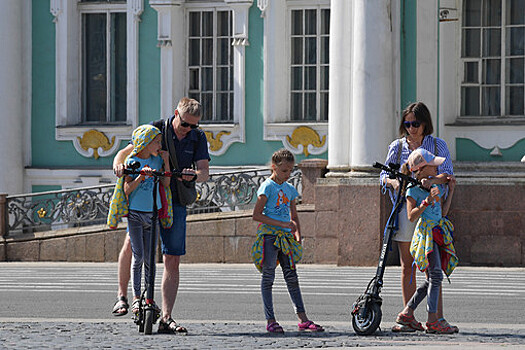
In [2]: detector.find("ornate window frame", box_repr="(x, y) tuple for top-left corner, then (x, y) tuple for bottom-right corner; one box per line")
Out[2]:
(150, 0), (252, 156)
(258, 0), (329, 156)
(50, 0), (143, 159)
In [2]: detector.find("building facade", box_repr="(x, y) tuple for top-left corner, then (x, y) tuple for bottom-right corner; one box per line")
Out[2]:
(0, 0), (523, 192)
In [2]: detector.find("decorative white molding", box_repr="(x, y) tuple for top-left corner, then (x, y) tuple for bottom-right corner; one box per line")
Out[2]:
(265, 123), (328, 156)
(25, 168), (115, 190)
(232, 37), (249, 46)
(51, 0), (140, 158)
(130, 0), (144, 21)
(257, 0), (268, 17)
(446, 126), (525, 159)
(489, 146), (502, 157)
(50, 0), (62, 23)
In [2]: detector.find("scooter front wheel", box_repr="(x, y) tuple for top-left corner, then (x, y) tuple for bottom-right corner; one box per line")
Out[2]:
(352, 301), (382, 335)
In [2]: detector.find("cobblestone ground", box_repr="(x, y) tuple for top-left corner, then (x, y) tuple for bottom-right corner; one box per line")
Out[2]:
(1, 321), (524, 349)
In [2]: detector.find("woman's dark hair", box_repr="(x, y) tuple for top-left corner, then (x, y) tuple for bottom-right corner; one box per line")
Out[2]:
(398, 102), (434, 137)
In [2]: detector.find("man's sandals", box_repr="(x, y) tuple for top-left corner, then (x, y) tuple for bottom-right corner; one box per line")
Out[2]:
(112, 296), (129, 317)
(158, 317), (188, 334)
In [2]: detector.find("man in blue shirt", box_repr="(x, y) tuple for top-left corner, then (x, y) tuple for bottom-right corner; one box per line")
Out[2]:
(112, 97), (210, 334)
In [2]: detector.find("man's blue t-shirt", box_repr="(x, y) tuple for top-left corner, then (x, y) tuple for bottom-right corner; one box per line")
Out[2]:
(257, 178), (299, 232)
(126, 155), (163, 212)
(405, 184), (444, 221)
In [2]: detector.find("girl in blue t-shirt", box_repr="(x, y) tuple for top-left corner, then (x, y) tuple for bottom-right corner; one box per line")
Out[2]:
(395, 149), (458, 334)
(251, 149), (324, 334)
(123, 125), (171, 317)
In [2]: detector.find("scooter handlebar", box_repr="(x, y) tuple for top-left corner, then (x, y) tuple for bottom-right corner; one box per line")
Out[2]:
(373, 161), (426, 190)
(123, 168), (174, 177)
(123, 167), (197, 182)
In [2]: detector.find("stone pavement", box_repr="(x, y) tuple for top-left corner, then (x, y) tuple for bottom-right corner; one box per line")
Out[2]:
(1, 320), (524, 349)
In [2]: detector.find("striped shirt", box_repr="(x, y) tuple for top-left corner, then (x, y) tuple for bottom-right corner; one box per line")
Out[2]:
(380, 135), (454, 201)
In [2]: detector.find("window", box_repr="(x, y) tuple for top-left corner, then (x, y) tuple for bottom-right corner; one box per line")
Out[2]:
(188, 9), (233, 123)
(81, 9), (127, 124)
(461, 0), (525, 117)
(290, 8), (330, 121)
(51, 0), (142, 159)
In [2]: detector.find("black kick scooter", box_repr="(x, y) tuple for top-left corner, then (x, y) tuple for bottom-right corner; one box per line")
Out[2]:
(124, 161), (196, 335)
(351, 162), (427, 335)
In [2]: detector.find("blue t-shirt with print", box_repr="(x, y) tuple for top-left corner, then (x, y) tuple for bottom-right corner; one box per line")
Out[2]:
(126, 155), (164, 212)
(405, 184), (444, 221)
(257, 178), (299, 232)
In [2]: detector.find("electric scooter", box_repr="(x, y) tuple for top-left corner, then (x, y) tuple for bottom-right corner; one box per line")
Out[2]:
(351, 161), (427, 335)
(123, 162), (196, 335)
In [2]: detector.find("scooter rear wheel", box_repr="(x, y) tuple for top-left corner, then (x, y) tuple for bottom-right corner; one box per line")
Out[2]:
(352, 301), (382, 335)
(144, 309), (154, 335)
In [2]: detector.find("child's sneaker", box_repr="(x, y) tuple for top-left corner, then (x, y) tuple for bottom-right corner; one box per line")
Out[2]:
(298, 320), (324, 332)
(391, 322), (417, 332)
(395, 313), (424, 331)
(439, 318), (459, 333)
(425, 320), (455, 334)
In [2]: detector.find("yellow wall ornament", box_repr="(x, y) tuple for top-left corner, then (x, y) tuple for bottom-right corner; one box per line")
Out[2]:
(204, 130), (231, 152)
(286, 126), (326, 156)
(77, 130), (116, 159)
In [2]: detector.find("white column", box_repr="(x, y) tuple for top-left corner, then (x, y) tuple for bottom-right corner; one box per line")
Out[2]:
(327, 0), (352, 174)
(350, 0), (395, 171)
(0, 0), (24, 194)
(150, 0), (184, 118)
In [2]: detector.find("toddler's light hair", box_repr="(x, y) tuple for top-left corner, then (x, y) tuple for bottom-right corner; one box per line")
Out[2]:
(271, 148), (295, 166)
(177, 97), (202, 117)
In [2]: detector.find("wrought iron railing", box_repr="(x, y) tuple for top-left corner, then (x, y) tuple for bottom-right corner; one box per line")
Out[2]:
(3, 168), (302, 237)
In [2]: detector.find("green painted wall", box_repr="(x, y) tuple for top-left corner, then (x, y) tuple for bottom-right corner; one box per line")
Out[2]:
(32, 185), (61, 193)
(456, 138), (525, 161)
(31, 0), (158, 169)
(400, 0), (417, 110)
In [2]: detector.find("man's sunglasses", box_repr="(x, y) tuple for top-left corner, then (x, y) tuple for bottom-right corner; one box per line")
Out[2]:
(179, 114), (199, 129)
(403, 120), (421, 129)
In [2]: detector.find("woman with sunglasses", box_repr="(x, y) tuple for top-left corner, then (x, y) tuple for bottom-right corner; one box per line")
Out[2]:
(380, 102), (458, 333)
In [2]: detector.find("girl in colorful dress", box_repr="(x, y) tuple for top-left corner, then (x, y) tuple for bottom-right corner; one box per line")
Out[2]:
(251, 149), (324, 334)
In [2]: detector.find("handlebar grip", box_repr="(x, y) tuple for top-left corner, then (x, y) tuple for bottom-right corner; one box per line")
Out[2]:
(122, 168), (173, 177)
